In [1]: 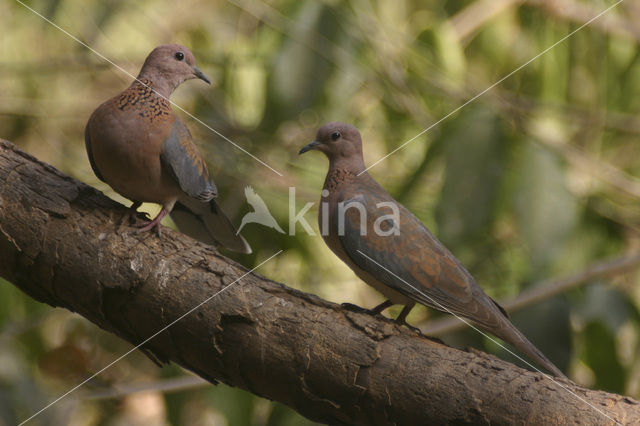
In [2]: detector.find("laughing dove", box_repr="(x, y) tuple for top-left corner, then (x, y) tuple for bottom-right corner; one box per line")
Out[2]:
(85, 44), (251, 253)
(299, 122), (565, 378)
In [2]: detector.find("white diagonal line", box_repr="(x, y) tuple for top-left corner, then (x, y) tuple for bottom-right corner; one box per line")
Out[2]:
(18, 250), (283, 425)
(356, 249), (620, 424)
(359, 0), (625, 175)
(13, 0), (283, 177)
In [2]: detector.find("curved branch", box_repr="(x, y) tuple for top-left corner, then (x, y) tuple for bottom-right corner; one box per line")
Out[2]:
(0, 140), (638, 425)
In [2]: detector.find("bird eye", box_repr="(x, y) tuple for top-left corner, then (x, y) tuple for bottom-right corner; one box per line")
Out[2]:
(175, 51), (185, 61)
(330, 131), (341, 141)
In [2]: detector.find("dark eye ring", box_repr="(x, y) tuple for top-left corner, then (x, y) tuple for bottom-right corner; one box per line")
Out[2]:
(330, 131), (341, 141)
(175, 51), (185, 61)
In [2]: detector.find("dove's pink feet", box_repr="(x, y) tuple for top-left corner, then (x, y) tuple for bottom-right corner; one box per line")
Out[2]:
(134, 208), (169, 235)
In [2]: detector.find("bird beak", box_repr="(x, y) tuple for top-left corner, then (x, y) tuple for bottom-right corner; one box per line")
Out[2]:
(299, 140), (321, 155)
(193, 66), (211, 84)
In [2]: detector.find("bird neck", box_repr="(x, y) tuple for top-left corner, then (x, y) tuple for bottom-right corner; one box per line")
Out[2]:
(328, 155), (366, 175)
(324, 158), (366, 193)
(134, 72), (176, 99)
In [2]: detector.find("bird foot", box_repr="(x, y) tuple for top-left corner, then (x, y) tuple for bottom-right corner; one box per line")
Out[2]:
(341, 303), (424, 335)
(394, 318), (424, 336)
(131, 211), (152, 225)
(340, 302), (378, 316)
(134, 219), (162, 236)
(118, 201), (149, 227)
(120, 211), (151, 227)
(133, 208), (168, 236)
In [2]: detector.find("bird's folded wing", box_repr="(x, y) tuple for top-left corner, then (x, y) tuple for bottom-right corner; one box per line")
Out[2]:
(337, 192), (503, 327)
(161, 119), (216, 201)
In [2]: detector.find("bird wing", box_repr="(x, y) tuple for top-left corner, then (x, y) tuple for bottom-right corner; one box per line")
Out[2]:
(84, 123), (105, 182)
(337, 181), (505, 329)
(161, 118), (216, 201)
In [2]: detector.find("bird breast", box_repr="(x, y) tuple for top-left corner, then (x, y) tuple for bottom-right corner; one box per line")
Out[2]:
(87, 101), (182, 205)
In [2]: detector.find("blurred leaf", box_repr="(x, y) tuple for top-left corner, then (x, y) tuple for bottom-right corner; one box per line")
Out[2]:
(269, 2), (337, 117)
(515, 140), (577, 276)
(582, 321), (626, 393)
(507, 298), (572, 373)
(540, 23), (568, 103)
(204, 384), (256, 425)
(267, 402), (317, 426)
(226, 58), (267, 129)
(434, 22), (466, 84)
(581, 284), (631, 333)
(435, 107), (506, 251)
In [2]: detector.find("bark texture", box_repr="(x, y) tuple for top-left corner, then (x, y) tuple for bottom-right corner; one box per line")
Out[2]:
(0, 140), (638, 425)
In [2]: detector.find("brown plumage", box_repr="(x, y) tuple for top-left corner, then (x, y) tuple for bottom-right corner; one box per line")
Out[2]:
(299, 122), (565, 378)
(85, 44), (250, 253)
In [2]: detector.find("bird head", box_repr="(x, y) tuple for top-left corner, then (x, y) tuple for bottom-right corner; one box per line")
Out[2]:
(299, 122), (364, 164)
(138, 44), (210, 94)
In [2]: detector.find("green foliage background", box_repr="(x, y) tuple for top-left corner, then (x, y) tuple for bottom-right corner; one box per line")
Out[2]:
(1, 0), (640, 424)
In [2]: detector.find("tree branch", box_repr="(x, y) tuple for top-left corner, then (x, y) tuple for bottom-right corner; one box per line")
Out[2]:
(0, 140), (638, 425)
(527, 0), (640, 43)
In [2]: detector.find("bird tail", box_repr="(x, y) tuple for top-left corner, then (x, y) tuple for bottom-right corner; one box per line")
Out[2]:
(170, 197), (252, 254)
(489, 316), (566, 378)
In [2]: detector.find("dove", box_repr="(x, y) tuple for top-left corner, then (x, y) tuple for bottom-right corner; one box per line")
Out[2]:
(299, 121), (565, 378)
(85, 44), (250, 253)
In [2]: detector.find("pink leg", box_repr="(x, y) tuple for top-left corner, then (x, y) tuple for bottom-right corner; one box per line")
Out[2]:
(135, 208), (169, 235)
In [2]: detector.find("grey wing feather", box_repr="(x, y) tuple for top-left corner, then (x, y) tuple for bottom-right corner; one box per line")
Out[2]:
(161, 120), (216, 201)
(337, 192), (503, 328)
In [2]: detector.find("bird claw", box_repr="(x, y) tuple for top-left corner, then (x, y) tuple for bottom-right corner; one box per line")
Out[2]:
(132, 211), (152, 224)
(340, 302), (377, 316)
(395, 319), (424, 336)
(340, 303), (423, 335)
(134, 220), (162, 236)
(119, 213), (149, 228)
(117, 202), (150, 227)
(131, 208), (167, 236)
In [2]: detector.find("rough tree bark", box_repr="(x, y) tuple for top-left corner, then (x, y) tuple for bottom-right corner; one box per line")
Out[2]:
(0, 140), (638, 425)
